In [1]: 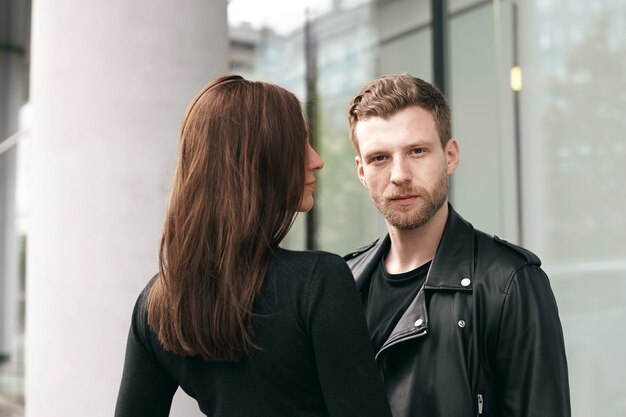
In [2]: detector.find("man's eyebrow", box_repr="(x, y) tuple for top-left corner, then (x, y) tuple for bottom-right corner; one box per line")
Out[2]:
(363, 142), (428, 157)
(361, 148), (387, 160)
(405, 141), (428, 149)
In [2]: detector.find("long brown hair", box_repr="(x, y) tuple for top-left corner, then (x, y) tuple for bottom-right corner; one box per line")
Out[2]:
(148, 75), (307, 361)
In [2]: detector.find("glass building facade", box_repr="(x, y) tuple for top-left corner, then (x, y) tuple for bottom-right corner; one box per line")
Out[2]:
(1, 0), (626, 414)
(228, 0), (626, 415)
(1, 0), (29, 408)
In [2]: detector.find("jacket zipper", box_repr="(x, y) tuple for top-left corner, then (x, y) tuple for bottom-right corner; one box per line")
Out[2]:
(477, 394), (484, 416)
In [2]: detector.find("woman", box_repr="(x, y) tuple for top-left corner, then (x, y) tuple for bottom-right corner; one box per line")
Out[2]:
(114, 75), (391, 417)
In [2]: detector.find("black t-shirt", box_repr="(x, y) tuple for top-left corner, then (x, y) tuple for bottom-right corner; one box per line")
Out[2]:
(364, 258), (431, 353)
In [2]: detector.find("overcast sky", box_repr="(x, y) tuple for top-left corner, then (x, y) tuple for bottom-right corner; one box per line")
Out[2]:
(228, 0), (333, 33)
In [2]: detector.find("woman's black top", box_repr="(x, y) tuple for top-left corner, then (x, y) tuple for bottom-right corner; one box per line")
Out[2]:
(115, 248), (391, 417)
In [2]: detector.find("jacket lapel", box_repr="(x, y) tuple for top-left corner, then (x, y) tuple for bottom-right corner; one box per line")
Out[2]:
(425, 204), (475, 291)
(379, 205), (476, 355)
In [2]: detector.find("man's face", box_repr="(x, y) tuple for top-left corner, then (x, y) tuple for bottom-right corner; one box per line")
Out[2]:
(354, 105), (459, 230)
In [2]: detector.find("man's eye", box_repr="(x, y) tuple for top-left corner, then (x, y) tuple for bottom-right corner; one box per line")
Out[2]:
(372, 155), (386, 162)
(411, 148), (424, 155)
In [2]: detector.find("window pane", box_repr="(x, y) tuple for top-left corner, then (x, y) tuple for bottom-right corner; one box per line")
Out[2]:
(0, 139), (26, 405)
(229, 0), (386, 254)
(520, 1), (626, 415)
(449, 2), (506, 236)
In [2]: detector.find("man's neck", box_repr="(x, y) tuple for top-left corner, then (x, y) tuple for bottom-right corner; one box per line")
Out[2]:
(384, 203), (449, 274)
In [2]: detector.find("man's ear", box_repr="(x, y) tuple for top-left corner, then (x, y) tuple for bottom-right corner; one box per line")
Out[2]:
(355, 155), (367, 187)
(445, 138), (459, 175)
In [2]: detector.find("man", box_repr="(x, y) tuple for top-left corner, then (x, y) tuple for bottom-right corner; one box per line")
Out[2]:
(345, 74), (570, 417)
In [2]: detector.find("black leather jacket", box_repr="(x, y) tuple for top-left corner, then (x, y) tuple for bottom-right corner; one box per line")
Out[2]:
(345, 206), (571, 417)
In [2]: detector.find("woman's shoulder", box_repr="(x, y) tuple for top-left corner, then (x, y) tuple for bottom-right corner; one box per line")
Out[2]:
(129, 275), (160, 334)
(136, 274), (158, 307)
(269, 248), (358, 321)
(274, 246), (342, 260)
(270, 248), (355, 294)
(273, 247), (350, 273)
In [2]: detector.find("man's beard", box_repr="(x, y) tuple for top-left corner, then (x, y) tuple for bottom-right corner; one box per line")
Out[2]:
(371, 173), (448, 230)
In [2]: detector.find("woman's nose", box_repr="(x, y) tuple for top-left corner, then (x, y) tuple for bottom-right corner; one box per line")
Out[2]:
(308, 144), (324, 171)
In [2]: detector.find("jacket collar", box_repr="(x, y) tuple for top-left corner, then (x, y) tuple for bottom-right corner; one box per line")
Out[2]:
(351, 203), (475, 292)
(424, 203), (475, 291)
(350, 204), (476, 356)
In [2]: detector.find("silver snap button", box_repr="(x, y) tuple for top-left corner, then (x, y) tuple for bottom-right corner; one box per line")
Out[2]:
(458, 320), (466, 328)
(461, 278), (471, 287)
(414, 318), (423, 327)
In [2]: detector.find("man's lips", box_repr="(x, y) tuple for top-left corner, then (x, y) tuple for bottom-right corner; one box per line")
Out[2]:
(389, 195), (418, 205)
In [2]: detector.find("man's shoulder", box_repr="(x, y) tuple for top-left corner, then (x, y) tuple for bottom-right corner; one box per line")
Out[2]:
(342, 237), (389, 284)
(469, 228), (546, 295)
(492, 235), (541, 266)
(343, 239), (381, 262)
(446, 206), (541, 272)
(473, 229), (542, 268)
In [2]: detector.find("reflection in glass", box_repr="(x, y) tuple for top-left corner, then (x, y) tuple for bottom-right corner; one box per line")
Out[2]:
(0, 136), (27, 406)
(229, 0), (385, 254)
(522, 1), (626, 415)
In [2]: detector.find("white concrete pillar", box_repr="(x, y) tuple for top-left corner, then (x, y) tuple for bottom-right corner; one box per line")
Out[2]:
(26, 1), (228, 416)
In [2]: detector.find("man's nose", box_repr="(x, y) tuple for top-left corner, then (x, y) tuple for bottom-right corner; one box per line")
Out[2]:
(389, 158), (411, 185)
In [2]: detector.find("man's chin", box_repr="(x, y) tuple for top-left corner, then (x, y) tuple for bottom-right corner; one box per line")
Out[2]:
(387, 218), (427, 230)
(382, 211), (426, 230)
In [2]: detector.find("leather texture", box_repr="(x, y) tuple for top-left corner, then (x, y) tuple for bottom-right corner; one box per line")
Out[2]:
(345, 205), (571, 417)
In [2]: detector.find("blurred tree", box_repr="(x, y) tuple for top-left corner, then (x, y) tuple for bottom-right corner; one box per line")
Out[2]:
(542, 11), (626, 259)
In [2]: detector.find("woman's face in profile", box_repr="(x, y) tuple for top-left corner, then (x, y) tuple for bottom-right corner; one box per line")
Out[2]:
(298, 139), (324, 212)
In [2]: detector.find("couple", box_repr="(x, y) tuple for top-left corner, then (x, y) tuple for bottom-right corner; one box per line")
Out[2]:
(115, 74), (571, 417)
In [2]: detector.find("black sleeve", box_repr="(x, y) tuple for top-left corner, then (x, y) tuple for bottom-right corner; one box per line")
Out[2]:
(305, 254), (392, 417)
(495, 265), (571, 417)
(114, 293), (179, 417)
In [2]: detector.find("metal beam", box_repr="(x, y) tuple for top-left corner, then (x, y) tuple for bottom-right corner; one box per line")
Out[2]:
(431, 0), (449, 95)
